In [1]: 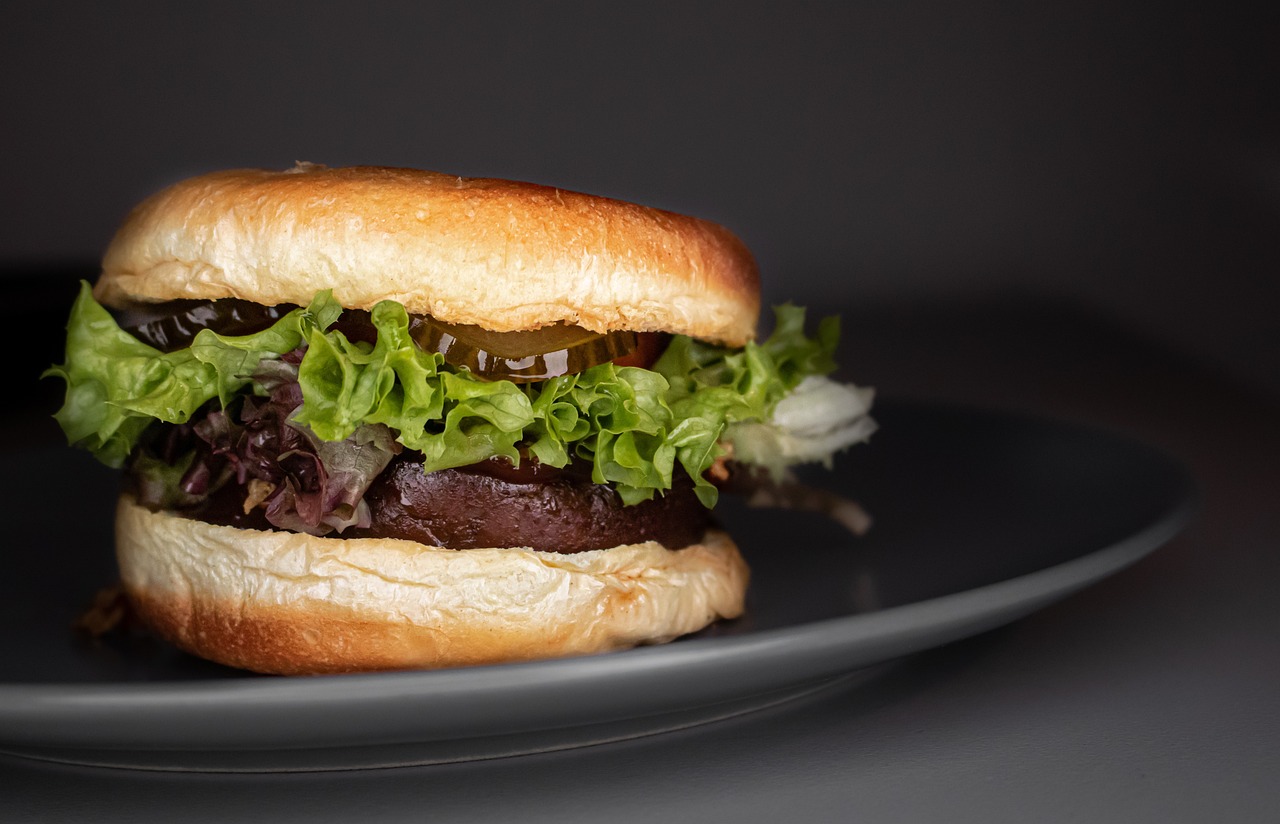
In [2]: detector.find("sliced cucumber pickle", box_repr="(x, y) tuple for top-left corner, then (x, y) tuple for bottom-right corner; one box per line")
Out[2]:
(413, 317), (638, 382)
(113, 298), (295, 352)
(110, 296), (653, 382)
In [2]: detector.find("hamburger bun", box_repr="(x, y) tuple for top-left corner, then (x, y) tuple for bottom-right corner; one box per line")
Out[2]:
(114, 494), (750, 675)
(94, 163), (761, 345)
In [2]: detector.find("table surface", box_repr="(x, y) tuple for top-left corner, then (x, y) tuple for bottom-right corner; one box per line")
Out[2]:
(4, 279), (1277, 823)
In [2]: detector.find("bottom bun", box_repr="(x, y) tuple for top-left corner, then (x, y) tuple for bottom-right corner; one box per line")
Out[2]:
(114, 494), (750, 675)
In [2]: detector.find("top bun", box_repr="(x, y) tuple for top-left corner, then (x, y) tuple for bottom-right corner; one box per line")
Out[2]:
(95, 163), (761, 345)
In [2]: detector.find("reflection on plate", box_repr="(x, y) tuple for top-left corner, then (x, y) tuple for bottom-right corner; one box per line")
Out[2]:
(0, 399), (1194, 771)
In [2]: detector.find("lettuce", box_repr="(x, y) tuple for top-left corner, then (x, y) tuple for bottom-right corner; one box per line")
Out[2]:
(43, 282), (340, 468)
(726, 375), (878, 480)
(649, 304), (840, 505)
(46, 288), (842, 507)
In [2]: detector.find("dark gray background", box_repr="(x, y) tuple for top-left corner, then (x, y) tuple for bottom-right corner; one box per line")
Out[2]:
(4, 6), (1280, 821)
(2, 2), (1277, 397)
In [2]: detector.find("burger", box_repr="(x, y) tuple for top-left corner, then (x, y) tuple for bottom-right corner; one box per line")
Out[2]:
(45, 163), (877, 675)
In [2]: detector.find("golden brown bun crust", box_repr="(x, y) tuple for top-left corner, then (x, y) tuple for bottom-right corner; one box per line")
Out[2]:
(114, 495), (750, 675)
(96, 164), (761, 345)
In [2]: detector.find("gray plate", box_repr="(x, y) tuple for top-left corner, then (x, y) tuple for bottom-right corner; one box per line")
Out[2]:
(0, 399), (1195, 771)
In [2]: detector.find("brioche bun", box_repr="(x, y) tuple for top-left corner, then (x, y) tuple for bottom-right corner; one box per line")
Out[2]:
(94, 163), (761, 346)
(114, 495), (750, 675)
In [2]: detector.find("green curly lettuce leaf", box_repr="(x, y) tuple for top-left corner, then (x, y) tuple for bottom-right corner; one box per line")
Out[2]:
(46, 290), (840, 507)
(650, 303), (840, 504)
(43, 281), (341, 467)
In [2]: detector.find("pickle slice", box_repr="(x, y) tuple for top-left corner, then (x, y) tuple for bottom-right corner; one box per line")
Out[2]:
(112, 299), (296, 352)
(412, 317), (638, 382)
(111, 298), (652, 382)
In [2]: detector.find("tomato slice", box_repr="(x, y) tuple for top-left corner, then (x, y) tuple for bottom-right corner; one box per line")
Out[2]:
(611, 333), (670, 370)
